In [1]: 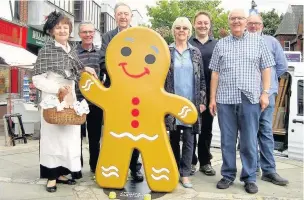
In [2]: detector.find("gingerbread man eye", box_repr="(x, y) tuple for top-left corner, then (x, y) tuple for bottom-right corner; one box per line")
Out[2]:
(145, 54), (156, 64)
(121, 47), (132, 56)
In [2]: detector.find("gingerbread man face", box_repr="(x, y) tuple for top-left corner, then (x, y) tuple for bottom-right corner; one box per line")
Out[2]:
(79, 27), (198, 193)
(105, 27), (170, 87)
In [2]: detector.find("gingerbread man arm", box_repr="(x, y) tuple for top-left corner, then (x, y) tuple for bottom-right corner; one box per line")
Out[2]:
(79, 72), (109, 108)
(162, 91), (198, 125)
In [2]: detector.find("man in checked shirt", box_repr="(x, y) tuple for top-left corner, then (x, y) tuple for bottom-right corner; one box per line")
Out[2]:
(75, 21), (102, 173)
(209, 9), (275, 194)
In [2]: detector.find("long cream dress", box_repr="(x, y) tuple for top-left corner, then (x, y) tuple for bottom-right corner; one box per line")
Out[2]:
(32, 41), (82, 180)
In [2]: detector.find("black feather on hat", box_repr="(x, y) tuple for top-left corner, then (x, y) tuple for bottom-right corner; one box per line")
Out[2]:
(43, 11), (64, 35)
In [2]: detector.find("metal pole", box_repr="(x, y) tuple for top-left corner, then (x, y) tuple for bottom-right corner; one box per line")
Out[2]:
(9, 0), (14, 21)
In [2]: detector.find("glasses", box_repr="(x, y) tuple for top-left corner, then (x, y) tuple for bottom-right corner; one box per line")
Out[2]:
(247, 22), (262, 26)
(175, 26), (189, 31)
(229, 17), (246, 22)
(80, 31), (95, 35)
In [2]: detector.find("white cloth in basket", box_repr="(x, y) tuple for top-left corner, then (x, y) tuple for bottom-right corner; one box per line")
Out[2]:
(40, 95), (90, 116)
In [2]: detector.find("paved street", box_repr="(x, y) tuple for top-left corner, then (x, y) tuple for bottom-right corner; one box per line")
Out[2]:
(0, 134), (303, 200)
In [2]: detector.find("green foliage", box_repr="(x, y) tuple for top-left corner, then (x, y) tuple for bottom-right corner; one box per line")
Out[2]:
(260, 9), (282, 36)
(146, 0), (229, 44)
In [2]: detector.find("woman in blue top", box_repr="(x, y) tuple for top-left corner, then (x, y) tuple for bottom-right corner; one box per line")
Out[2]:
(165, 17), (207, 188)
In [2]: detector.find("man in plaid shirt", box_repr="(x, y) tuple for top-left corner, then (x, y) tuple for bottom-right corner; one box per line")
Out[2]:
(209, 9), (275, 194)
(75, 21), (102, 173)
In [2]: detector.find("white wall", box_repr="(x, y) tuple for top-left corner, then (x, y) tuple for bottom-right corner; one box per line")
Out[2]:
(101, 3), (114, 17)
(131, 10), (143, 27)
(0, 0), (14, 21)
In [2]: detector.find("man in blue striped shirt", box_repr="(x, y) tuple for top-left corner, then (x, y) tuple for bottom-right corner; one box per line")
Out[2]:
(247, 14), (289, 186)
(209, 9), (275, 194)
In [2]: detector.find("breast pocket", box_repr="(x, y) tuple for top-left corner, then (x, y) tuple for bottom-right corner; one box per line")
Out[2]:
(220, 52), (235, 72)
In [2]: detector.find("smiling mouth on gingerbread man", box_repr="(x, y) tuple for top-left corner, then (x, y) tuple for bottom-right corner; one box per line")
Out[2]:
(119, 62), (150, 78)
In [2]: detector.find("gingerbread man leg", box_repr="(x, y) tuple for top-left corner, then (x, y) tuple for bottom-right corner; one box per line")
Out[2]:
(95, 130), (133, 189)
(140, 131), (179, 192)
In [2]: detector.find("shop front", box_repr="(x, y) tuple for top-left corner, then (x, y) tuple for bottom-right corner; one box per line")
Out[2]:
(0, 19), (40, 143)
(0, 19), (26, 116)
(0, 19), (36, 117)
(26, 26), (51, 55)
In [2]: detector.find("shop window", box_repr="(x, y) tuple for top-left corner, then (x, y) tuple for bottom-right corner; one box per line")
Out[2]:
(0, 68), (10, 104)
(298, 80), (303, 116)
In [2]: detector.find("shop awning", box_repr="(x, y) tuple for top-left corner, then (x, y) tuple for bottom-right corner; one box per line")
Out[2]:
(0, 41), (37, 69)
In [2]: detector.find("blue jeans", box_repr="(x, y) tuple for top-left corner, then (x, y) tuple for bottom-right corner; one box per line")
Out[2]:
(257, 94), (276, 175)
(218, 93), (261, 183)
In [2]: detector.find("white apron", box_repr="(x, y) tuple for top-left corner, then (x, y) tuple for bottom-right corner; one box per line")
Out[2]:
(33, 71), (81, 173)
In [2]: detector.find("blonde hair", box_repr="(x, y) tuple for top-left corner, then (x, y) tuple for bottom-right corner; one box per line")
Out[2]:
(171, 17), (193, 40)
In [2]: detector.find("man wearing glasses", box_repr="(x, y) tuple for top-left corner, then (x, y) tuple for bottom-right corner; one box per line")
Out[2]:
(247, 14), (288, 186)
(99, 2), (144, 182)
(76, 21), (102, 173)
(209, 9), (275, 194)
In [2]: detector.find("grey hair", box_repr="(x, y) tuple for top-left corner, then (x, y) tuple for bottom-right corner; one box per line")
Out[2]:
(248, 14), (264, 24)
(171, 17), (193, 41)
(228, 9), (248, 20)
(78, 21), (94, 33)
(114, 2), (132, 14)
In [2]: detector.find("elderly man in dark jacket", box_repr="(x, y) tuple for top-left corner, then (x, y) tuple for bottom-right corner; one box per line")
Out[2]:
(99, 2), (143, 182)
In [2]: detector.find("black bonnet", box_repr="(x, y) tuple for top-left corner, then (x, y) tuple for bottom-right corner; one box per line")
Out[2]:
(43, 11), (64, 35)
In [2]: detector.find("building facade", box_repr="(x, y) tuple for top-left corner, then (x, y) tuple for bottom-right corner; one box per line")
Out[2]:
(72, 0), (103, 48)
(27, 0), (75, 54)
(100, 2), (116, 36)
(131, 9), (144, 27)
(275, 5), (303, 54)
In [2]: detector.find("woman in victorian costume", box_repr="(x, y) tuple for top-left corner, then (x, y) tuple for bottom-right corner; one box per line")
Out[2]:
(32, 11), (97, 192)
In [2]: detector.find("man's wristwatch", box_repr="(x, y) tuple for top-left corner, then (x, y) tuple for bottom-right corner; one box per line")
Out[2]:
(262, 89), (270, 95)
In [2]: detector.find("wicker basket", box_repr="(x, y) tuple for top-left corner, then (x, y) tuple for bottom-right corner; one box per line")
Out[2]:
(43, 91), (86, 125)
(43, 107), (86, 125)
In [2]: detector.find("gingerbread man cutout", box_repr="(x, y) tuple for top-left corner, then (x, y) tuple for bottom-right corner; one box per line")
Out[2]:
(79, 27), (198, 192)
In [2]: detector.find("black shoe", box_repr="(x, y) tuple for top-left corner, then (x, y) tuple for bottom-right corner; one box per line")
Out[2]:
(216, 178), (233, 189)
(131, 171), (144, 182)
(200, 164), (216, 176)
(244, 182), (258, 194)
(261, 173), (289, 186)
(56, 178), (77, 185)
(46, 180), (57, 193)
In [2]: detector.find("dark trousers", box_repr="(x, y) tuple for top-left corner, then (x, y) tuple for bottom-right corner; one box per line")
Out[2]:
(129, 149), (142, 173)
(87, 104), (103, 172)
(192, 108), (214, 166)
(170, 125), (195, 177)
(80, 123), (86, 167)
(85, 105), (142, 173)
